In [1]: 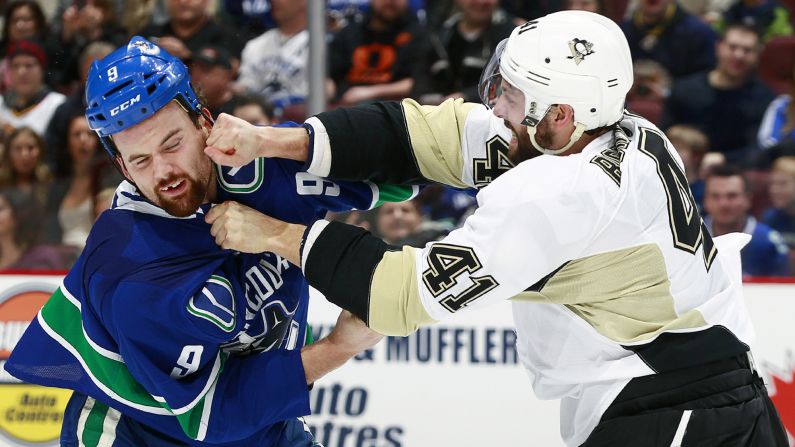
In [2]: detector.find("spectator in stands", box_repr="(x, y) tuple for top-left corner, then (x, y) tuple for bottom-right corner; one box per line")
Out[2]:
(375, 199), (424, 245)
(189, 44), (236, 116)
(139, 0), (244, 61)
(662, 24), (773, 162)
(328, 0), (426, 30)
(119, 0), (160, 35)
(375, 199), (450, 246)
(622, 0), (716, 79)
(701, 151), (727, 176)
(412, 0), (514, 104)
(45, 41), (114, 176)
(704, 165), (790, 276)
(51, 0), (126, 91)
(217, 0), (273, 41)
(226, 94), (274, 126)
(0, 188), (68, 270)
(0, 127), (52, 207)
(498, 0), (562, 23)
(758, 60), (795, 150)
(716, 0), (793, 42)
(626, 59), (672, 125)
(236, 0), (309, 111)
(763, 156), (795, 252)
(328, 0), (368, 33)
(329, 0), (429, 106)
(42, 114), (102, 251)
(0, 40), (65, 137)
(629, 60), (672, 103)
(417, 184), (477, 225)
(678, 0), (733, 24)
(0, 1), (50, 93)
(667, 124), (710, 210)
(566, 0), (601, 13)
(0, 1), (48, 50)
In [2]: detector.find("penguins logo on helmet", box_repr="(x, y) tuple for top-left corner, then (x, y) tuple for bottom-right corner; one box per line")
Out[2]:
(567, 38), (595, 65)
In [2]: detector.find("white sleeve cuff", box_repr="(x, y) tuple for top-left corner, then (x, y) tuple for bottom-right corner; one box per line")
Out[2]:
(301, 219), (331, 271)
(304, 117), (332, 177)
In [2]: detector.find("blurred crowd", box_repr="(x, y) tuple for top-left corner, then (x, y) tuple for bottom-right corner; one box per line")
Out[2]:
(0, 0), (792, 277)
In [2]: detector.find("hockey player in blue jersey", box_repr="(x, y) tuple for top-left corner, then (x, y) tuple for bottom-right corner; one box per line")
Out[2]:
(4, 37), (406, 446)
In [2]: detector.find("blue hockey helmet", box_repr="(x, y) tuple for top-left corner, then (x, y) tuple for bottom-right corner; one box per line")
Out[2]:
(85, 36), (203, 157)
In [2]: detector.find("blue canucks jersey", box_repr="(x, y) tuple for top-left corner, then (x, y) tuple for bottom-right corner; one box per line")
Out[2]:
(762, 207), (795, 249)
(6, 154), (417, 446)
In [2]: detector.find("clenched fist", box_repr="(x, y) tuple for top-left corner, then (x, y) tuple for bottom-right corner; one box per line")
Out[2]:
(205, 113), (267, 167)
(205, 201), (305, 266)
(204, 114), (310, 167)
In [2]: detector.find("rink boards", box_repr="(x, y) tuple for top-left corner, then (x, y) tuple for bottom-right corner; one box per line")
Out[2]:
(0, 274), (792, 447)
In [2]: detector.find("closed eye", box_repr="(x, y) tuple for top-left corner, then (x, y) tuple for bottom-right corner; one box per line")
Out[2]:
(133, 156), (150, 168)
(163, 138), (182, 152)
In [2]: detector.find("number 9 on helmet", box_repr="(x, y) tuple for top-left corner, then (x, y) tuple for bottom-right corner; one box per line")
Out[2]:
(84, 36), (203, 160)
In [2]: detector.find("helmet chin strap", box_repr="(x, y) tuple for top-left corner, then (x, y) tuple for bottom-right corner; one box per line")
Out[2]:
(526, 122), (587, 155)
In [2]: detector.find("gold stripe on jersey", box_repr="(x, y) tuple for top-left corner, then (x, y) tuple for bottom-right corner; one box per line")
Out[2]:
(512, 244), (708, 343)
(401, 98), (475, 189)
(369, 247), (438, 336)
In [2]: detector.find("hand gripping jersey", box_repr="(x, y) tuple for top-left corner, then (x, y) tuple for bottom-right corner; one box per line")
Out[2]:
(6, 153), (416, 446)
(298, 99), (755, 446)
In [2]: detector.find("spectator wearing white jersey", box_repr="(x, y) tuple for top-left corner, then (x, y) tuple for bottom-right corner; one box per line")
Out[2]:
(0, 40), (65, 137)
(236, 0), (309, 111)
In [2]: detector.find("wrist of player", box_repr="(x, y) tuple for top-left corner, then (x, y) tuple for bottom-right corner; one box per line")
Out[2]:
(300, 337), (354, 384)
(259, 126), (309, 160)
(267, 221), (305, 266)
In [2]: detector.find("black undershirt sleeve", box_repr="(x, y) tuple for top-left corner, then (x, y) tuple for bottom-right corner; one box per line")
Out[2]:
(313, 101), (426, 185)
(303, 221), (395, 325)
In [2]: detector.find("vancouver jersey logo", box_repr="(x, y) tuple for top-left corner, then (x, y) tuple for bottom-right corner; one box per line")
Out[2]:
(220, 253), (301, 355)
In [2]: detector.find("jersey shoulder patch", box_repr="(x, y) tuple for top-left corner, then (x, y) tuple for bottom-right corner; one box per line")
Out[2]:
(215, 159), (266, 194)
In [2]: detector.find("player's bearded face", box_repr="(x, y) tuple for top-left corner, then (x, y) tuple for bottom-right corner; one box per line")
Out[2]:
(492, 81), (541, 162)
(113, 102), (215, 217)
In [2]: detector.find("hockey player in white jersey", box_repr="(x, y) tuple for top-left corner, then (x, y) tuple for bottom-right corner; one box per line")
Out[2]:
(202, 10), (788, 446)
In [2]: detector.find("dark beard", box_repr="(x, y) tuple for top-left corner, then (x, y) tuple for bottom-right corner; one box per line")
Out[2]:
(505, 120), (541, 165)
(533, 116), (556, 150)
(156, 176), (207, 217)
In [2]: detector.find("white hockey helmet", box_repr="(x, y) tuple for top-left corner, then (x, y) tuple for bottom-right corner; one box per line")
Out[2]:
(478, 10), (633, 154)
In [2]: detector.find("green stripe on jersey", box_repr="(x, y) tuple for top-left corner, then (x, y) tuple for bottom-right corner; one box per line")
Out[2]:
(41, 288), (161, 409)
(374, 184), (418, 208)
(40, 287), (227, 440)
(82, 399), (109, 447)
(305, 325), (314, 346)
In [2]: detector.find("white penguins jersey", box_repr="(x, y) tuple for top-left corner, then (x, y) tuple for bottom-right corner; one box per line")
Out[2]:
(302, 103), (755, 446)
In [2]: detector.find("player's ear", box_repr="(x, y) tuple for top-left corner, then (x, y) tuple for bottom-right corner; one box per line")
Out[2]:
(551, 105), (575, 128)
(199, 107), (214, 139)
(116, 155), (134, 183)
